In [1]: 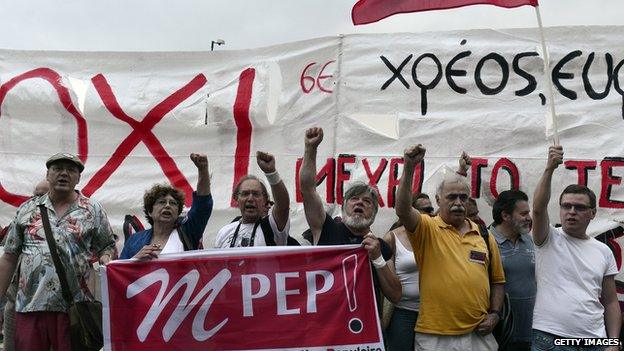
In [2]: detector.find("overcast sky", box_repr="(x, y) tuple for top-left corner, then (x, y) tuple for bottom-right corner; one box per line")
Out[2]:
(0, 0), (621, 52)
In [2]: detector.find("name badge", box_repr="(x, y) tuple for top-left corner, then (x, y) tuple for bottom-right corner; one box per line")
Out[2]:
(469, 250), (487, 265)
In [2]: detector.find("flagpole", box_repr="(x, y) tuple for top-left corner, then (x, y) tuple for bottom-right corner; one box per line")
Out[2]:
(534, 5), (560, 145)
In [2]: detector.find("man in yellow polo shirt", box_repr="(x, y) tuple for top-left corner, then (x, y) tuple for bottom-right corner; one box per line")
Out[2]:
(396, 144), (505, 351)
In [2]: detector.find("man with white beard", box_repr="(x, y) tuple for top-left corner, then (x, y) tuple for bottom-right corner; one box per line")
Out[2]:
(490, 190), (535, 351)
(299, 127), (402, 311)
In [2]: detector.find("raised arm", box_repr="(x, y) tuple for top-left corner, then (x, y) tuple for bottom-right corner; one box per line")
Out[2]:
(257, 151), (289, 231)
(184, 153), (214, 246)
(190, 153), (211, 196)
(299, 127), (326, 244)
(396, 145), (426, 233)
(532, 145), (563, 246)
(457, 151), (471, 177)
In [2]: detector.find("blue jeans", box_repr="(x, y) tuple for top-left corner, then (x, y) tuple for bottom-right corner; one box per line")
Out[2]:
(386, 307), (418, 351)
(532, 329), (606, 351)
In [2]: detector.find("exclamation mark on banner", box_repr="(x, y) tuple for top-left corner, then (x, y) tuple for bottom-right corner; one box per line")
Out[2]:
(342, 254), (363, 334)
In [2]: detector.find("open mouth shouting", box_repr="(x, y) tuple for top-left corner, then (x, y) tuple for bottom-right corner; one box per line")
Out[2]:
(244, 203), (258, 212)
(55, 177), (71, 187)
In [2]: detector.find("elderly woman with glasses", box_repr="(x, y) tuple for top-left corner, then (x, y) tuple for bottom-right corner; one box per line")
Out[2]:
(119, 153), (213, 260)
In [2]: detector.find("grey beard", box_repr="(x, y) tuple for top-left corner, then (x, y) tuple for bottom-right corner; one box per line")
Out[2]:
(512, 220), (531, 235)
(343, 214), (374, 230)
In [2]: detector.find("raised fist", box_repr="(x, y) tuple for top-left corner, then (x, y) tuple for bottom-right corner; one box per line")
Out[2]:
(547, 145), (564, 171)
(256, 151), (276, 173)
(305, 127), (324, 149)
(190, 153), (208, 169)
(404, 144), (426, 165)
(459, 151), (472, 173)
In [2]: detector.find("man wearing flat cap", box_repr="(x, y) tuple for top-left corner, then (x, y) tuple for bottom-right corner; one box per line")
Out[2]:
(0, 153), (117, 351)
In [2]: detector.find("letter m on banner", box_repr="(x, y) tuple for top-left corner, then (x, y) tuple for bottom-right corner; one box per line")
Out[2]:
(102, 246), (384, 350)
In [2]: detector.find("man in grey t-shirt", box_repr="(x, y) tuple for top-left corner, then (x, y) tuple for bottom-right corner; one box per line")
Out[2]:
(491, 190), (534, 351)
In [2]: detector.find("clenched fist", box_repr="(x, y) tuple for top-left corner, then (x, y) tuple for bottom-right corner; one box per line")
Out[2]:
(256, 151), (276, 173)
(305, 127), (324, 149)
(404, 144), (426, 166)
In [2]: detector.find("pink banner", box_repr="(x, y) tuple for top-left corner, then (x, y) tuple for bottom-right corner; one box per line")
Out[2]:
(101, 246), (384, 351)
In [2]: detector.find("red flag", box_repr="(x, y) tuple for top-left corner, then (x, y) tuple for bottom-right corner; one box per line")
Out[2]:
(352, 0), (538, 25)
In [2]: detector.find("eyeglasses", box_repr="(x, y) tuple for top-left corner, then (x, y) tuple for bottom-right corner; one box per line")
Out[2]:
(239, 190), (263, 199)
(560, 203), (592, 212)
(155, 199), (179, 207)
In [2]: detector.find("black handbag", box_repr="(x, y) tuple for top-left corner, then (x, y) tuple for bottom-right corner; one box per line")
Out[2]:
(39, 204), (104, 351)
(478, 223), (515, 351)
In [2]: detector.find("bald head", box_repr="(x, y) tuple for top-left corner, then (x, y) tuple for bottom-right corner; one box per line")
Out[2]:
(33, 180), (49, 196)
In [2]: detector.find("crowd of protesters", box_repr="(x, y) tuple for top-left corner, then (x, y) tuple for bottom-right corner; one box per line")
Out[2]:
(0, 128), (620, 351)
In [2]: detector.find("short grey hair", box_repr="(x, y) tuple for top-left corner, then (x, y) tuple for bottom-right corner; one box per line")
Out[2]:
(342, 181), (380, 216)
(436, 174), (470, 197)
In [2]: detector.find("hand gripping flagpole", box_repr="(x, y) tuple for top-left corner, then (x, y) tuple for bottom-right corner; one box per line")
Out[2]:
(534, 5), (560, 145)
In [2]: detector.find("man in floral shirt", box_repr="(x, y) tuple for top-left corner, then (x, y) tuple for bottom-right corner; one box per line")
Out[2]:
(0, 153), (117, 351)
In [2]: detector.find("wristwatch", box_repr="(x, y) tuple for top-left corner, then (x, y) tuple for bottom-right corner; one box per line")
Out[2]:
(489, 309), (503, 320)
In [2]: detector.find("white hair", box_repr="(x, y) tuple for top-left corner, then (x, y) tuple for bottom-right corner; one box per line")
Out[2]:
(436, 174), (470, 197)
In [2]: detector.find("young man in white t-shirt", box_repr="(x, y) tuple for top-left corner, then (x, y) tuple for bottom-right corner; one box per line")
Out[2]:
(214, 151), (290, 248)
(531, 145), (620, 350)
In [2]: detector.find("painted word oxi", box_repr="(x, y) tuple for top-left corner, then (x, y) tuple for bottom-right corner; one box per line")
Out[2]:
(0, 67), (256, 208)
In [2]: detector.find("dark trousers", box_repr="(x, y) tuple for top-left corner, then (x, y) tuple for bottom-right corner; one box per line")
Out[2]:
(504, 341), (531, 351)
(386, 307), (418, 351)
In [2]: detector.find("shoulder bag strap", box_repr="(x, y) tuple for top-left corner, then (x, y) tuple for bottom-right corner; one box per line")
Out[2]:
(176, 226), (195, 251)
(260, 217), (276, 246)
(388, 230), (397, 266)
(38, 204), (74, 305)
(477, 223), (493, 280)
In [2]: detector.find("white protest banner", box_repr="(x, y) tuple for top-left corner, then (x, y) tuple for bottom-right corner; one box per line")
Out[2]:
(101, 246), (383, 350)
(1, 25), (623, 241)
